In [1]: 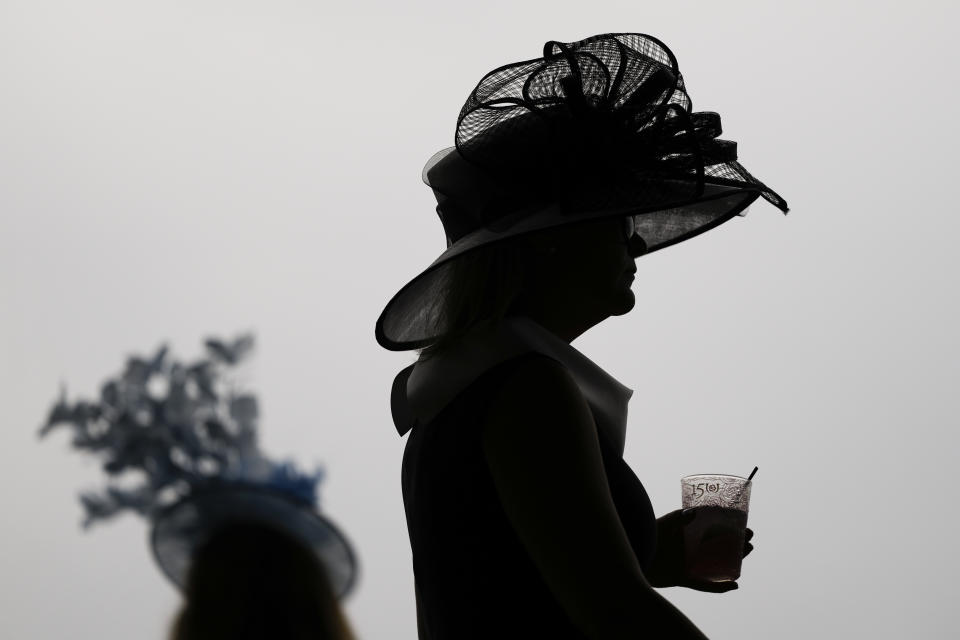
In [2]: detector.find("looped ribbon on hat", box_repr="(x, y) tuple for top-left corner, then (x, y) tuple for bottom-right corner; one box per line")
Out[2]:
(530, 40), (739, 199)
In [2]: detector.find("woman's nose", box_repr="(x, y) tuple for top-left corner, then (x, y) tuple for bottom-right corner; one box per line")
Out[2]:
(627, 234), (648, 258)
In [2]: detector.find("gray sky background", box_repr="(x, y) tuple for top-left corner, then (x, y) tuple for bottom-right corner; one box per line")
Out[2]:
(2, 1), (958, 638)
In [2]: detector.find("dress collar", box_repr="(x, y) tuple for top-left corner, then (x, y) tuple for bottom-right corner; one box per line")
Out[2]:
(395, 316), (633, 456)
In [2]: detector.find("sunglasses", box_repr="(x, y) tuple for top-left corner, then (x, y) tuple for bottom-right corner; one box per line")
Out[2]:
(622, 216), (648, 257)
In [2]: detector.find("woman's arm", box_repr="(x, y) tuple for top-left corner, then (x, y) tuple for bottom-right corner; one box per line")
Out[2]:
(481, 355), (709, 640)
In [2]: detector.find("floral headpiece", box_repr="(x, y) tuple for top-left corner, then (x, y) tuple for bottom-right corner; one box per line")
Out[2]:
(40, 333), (357, 597)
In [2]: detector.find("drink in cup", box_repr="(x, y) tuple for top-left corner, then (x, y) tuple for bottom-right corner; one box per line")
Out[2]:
(680, 474), (752, 582)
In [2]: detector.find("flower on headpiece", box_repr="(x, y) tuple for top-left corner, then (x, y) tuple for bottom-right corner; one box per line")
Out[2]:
(39, 333), (323, 527)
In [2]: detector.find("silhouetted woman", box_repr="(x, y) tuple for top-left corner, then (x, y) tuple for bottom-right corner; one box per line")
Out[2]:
(378, 34), (786, 639)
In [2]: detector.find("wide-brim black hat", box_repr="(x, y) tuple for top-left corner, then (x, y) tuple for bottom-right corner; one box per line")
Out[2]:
(376, 33), (788, 351)
(150, 485), (359, 599)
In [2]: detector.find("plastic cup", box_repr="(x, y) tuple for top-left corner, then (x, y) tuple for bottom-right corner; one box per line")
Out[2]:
(680, 474), (752, 582)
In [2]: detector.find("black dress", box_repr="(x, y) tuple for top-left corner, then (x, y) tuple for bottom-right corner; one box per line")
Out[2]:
(392, 351), (659, 639)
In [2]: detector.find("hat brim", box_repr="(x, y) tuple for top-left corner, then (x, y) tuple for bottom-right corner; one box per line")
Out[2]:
(375, 177), (761, 351)
(150, 486), (358, 599)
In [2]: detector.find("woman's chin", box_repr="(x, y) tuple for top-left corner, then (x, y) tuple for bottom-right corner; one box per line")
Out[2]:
(609, 290), (636, 316)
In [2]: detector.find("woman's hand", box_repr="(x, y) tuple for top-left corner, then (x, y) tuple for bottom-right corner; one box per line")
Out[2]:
(645, 509), (754, 593)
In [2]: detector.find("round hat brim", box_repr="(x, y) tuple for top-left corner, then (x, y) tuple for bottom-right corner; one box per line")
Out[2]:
(375, 179), (761, 351)
(150, 486), (358, 599)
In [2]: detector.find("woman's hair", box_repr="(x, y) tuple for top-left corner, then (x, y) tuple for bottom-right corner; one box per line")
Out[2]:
(169, 521), (355, 640)
(417, 237), (530, 361)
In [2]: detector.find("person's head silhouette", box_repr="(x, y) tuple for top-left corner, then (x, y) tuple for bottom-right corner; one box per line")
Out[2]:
(169, 521), (354, 640)
(375, 34), (788, 356)
(415, 214), (644, 359)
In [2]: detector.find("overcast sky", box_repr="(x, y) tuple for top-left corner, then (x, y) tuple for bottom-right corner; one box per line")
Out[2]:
(2, 1), (958, 638)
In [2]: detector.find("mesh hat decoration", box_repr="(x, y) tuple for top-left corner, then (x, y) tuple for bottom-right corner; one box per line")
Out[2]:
(376, 32), (788, 351)
(38, 333), (358, 599)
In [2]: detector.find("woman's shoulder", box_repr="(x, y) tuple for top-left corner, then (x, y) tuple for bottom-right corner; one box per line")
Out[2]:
(481, 351), (579, 403)
(480, 352), (594, 444)
(399, 320), (552, 430)
(391, 350), (554, 436)
(432, 349), (572, 413)
(450, 351), (586, 420)
(479, 349), (566, 381)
